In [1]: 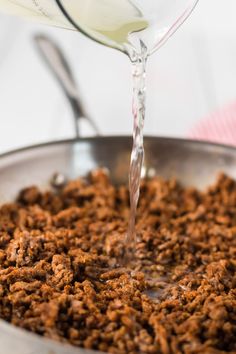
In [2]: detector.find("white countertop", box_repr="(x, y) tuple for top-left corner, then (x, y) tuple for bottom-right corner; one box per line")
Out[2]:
(0, 0), (236, 152)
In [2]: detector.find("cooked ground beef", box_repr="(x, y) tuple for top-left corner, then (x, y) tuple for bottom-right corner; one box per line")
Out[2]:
(0, 169), (235, 354)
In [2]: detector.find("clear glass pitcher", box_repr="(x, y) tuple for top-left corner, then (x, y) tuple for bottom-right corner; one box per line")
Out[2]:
(0, 0), (199, 55)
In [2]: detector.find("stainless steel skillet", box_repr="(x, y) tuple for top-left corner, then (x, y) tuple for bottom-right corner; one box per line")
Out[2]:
(1, 36), (236, 354)
(1, 136), (236, 354)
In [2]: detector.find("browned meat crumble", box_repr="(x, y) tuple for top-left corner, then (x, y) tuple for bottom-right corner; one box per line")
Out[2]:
(0, 169), (235, 354)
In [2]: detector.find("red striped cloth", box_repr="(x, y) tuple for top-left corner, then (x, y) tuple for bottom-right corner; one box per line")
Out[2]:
(188, 101), (236, 146)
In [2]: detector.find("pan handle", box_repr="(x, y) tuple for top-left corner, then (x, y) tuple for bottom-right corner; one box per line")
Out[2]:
(34, 34), (100, 138)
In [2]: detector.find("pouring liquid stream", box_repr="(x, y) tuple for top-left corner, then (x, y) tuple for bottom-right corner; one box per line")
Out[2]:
(125, 44), (148, 262)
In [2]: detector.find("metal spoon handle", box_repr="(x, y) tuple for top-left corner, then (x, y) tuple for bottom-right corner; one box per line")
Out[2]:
(34, 34), (99, 137)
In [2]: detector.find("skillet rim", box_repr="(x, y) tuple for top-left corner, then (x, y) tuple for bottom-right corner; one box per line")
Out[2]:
(0, 135), (236, 160)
